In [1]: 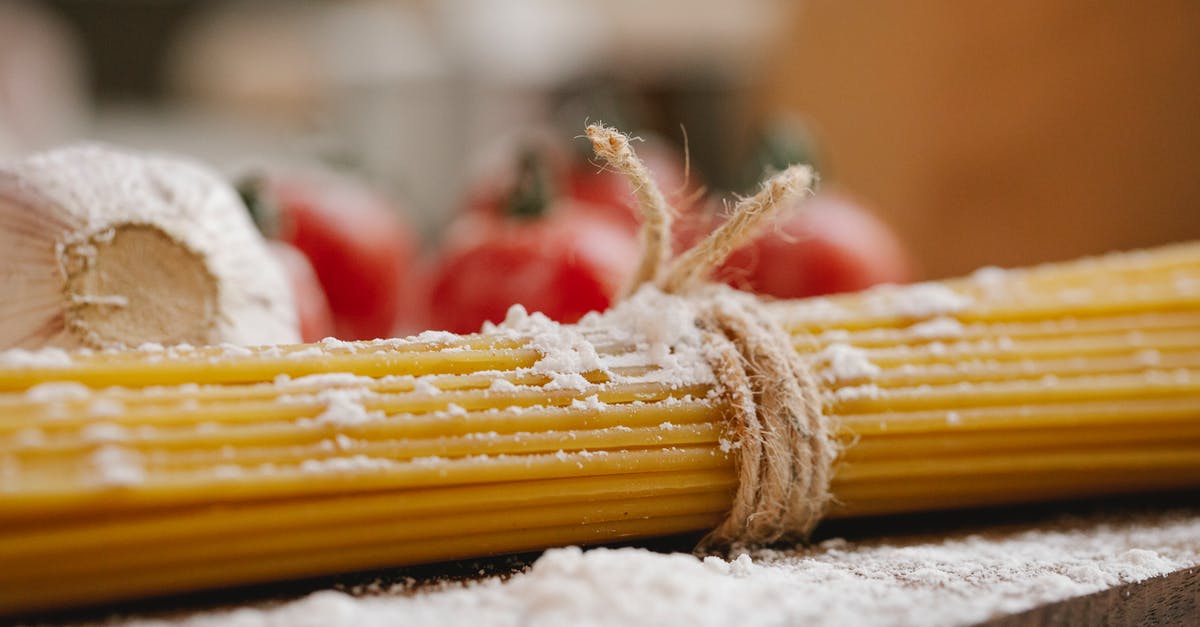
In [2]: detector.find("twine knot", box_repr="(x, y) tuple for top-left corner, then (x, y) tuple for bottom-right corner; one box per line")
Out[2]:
(586, 123), (836, 548)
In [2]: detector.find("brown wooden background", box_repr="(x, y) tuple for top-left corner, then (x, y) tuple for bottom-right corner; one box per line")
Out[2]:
(762, 1), (1200, 278)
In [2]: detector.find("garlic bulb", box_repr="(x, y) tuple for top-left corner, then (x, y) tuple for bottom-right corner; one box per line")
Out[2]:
(0, 144), (300, 350)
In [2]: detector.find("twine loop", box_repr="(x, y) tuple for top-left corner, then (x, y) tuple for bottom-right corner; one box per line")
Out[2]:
(586, 123), (836, 548)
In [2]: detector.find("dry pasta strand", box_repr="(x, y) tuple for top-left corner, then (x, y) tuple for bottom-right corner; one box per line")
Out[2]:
(1, 242), (1199, 614)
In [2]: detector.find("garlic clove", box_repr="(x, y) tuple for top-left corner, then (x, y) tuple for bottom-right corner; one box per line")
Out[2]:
(0, 144), (300, 350)
(0, 170), (82, 349)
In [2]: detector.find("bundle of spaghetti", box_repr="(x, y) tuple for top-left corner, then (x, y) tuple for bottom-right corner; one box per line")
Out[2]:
(1, 238), (1198, 614)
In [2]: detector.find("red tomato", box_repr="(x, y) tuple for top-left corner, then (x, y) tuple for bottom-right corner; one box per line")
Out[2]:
(715, 191), (913, 298)
(242, 172), (418, 340)
(267, 241), (335, 342)
(429, 209), (639, 333)
(567, 136), (693, 233)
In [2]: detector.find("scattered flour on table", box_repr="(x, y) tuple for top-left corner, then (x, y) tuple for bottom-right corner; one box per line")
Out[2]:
(114, 510), (1200, 627)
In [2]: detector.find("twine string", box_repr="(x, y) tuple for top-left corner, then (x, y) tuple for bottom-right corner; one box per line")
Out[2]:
(585, 125), (677, 297)
(587, 123), (834, 548)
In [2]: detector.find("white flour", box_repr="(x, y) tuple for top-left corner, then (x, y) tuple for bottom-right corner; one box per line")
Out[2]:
(487, 285), (719, 390)
(116, 509), (1200, 627)
(863, 283), (972, 319)
(816, 343), (881, 383)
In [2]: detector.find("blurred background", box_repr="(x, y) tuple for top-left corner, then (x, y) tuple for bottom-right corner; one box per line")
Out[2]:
(3, 0), (1198, 279)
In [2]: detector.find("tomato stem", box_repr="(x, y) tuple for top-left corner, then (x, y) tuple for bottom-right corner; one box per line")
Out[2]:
(743, 119), (823, 196)
(235, 174), (281, 238)
(504, 150), (555, 220)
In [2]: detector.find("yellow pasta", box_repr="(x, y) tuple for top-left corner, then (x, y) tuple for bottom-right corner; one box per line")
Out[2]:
(1, 242), (1199, 615)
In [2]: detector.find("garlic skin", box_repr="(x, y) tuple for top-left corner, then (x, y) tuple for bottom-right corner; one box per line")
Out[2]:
(0, 143), (300, 349)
